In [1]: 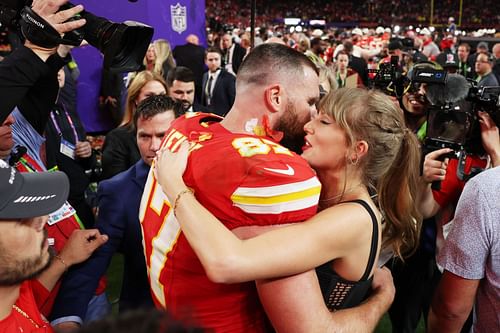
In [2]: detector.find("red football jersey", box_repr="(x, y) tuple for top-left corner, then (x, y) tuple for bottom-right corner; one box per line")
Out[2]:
(140, 113), (321, 332)
(0, 281), (54, 333)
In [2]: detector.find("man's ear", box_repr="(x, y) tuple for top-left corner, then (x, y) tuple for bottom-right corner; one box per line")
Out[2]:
(264, 84), (283, 113)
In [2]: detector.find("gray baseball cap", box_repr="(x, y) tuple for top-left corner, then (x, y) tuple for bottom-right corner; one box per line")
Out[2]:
(0, 160), (69, 219)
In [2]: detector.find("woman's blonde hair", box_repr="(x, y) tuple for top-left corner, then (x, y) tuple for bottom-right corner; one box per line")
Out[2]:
(320, 88), (422, 258)
(121, 70), (167, 127)
(144, 39), (176, 77)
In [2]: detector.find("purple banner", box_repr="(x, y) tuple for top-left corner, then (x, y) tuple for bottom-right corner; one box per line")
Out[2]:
(73, 0), (206, 132)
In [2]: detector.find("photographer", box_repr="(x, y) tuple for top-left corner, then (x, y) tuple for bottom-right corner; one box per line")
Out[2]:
(417, 88), (499, 332)
(0, 0), (85, 123)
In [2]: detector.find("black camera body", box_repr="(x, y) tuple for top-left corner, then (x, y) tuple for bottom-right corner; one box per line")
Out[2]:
(369, 55), (406, 98)
(370, 60), (499, 156)
(424, 82), (500, 156)
(0, 0), (153, 73)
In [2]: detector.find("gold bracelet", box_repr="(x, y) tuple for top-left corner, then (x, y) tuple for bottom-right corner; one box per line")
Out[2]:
(173, 188), (194, 217)
(54, 254), (69, 271)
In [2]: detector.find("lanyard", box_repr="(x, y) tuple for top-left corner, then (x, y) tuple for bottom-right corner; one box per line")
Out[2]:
(50, 104), (79, 143)
(18, 155), (44, 173)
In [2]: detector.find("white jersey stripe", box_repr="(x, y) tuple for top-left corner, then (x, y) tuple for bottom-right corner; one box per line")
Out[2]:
(232, 177), (321, 197)
(234, 195), (320, 215)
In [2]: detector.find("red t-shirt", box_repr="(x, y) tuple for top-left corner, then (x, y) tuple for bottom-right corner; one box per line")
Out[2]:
(15, 153), (107, 316)
(0, 280), (54, 332)
(432, 155), (488, 208)
(140, 113), (321, 332)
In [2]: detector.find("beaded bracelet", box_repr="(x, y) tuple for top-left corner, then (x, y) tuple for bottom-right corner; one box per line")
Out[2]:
(173, 188), (194, 217)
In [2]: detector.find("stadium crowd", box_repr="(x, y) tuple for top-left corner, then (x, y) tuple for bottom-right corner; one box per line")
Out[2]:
(206, 0), (500, 30)
(0, 0), (499, 332)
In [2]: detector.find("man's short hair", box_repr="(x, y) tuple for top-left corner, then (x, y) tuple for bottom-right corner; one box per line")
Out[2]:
(205, 46), (223, 58)
(310, 37), (322, 48)
(477, 52), (494, 65)
(458, 43), (471, 52)
(133, 95), (183, 129)
(236, 43), (318, 87)
(166, 66), (195, 88)
(343, 41), (354, 54)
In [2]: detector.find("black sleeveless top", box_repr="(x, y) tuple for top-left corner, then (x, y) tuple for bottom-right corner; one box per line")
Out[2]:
(315, 199), (379, 311)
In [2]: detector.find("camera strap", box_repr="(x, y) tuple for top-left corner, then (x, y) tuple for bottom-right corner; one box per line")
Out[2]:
(19, 6), (82, 49)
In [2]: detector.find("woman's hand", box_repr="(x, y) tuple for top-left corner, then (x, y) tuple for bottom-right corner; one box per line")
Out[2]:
(154, 141), (190, 202)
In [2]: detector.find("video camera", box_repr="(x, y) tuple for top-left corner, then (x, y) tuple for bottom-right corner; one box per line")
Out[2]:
(425, 82), (500, 156)
(369, 55), (406, 98)
(0, 0), (153, 72)
(369, 55), (446, 97)
(370, 57), (500, 156)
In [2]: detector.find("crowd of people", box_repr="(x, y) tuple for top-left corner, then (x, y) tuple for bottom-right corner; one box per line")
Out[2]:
(206, 0), (500, 31)
(0, 0), (499, 332)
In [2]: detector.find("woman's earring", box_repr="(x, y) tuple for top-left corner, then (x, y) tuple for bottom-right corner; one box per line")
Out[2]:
(347, 154), (359, 166)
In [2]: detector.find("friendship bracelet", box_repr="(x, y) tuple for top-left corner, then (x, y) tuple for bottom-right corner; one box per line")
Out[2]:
(173, 188), (194, 217)
(54, 254), (69, 271)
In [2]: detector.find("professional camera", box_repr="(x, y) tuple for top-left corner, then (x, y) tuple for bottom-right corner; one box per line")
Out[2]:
(0, 0), (153, 72)
(425, 82), (500, 156)
(369, 55), (406, 98)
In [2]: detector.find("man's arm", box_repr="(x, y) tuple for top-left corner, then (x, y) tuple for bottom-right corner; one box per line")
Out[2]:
(328, 267), (395, 332)
(256, 267), (394, 333)
(234, 225), (394, 332)
(478, 111), (500, 167)
(417, 148), (451, 218)
(0, 0), (85, 123)
(51, 181), (125, 329)
(37, 229), (108, 292)
(427, 271), (479, 333)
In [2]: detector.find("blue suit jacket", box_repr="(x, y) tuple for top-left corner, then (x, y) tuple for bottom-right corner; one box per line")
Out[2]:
(50, 160), (153, 321)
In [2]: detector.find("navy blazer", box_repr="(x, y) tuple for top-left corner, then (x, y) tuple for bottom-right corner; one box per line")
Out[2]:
(50, 160), (153, 321)
(201, 69), (236, 117)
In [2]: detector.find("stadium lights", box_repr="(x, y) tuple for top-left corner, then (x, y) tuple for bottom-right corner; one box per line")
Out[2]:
(284, 18), (301, 26)
(309, 19), (326, 26)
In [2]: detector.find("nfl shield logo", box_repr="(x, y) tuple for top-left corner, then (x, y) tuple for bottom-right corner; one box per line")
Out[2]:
(171, 3), (187, 34)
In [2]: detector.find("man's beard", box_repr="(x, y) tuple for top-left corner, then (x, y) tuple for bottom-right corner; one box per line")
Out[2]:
(180, 100), (192, 113)
(275, 101), (307, 154)
(0, 230), (53, 286)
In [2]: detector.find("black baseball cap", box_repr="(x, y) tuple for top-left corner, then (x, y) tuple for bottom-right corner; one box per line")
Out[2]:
(0, 160), (69, 219)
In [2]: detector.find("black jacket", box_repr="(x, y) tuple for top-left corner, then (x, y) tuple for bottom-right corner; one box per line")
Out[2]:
(0, 46), (64, 130)
(201, 69), (236, 117)
(101, 126), (141, 180)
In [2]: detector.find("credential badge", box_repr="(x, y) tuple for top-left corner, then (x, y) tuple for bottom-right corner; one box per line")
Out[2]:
(171, 3), (187, 34)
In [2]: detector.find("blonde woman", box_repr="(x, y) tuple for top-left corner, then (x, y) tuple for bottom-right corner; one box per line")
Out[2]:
(155, 88), (422, 314)
(101, 71), (167, 179)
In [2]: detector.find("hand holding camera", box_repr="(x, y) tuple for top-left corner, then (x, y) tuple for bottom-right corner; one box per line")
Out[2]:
(422, 148), (453, 184)
(31, 0), (85, 35)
